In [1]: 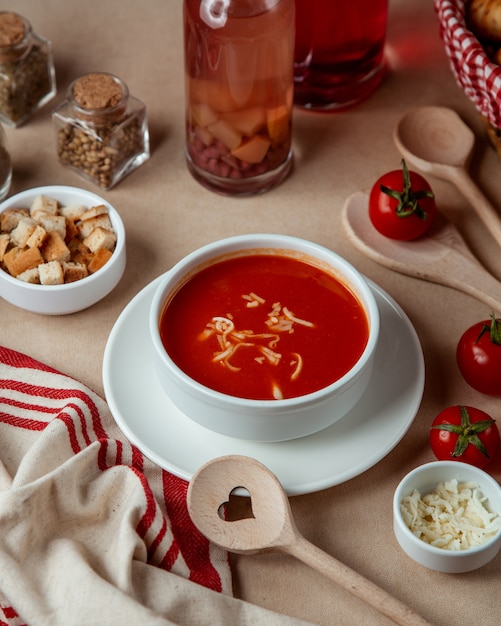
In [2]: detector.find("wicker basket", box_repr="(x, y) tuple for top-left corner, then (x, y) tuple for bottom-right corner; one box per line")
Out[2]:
(435, 0), (501, 156)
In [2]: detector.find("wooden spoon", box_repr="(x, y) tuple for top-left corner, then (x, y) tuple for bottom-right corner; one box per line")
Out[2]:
(187, 454), (433, 626)
(342, 191), (501, 312)
(394, 105), (501, 248)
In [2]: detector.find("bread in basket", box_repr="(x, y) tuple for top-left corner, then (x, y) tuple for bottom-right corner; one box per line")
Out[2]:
(435, 0), (501, 158)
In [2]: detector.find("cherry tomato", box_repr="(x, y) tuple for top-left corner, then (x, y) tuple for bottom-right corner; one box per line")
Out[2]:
(369, 159), (436, 240)
(457, 313), (501, 395)
(430, 405), (500, 468)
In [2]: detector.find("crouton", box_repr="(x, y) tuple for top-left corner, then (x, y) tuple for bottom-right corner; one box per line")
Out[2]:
(1, 208), (29, 232)
(68, 238), (93, 266)
(30, 195), (58, 219)
(0, 232), (10, 261)
(79, 204), (109, 221)
(10, 217), (37, 247)
(41, 231), (71, 263)
(2, 246), (19, 274)
(88, 248), (112, 273)
(62, 261), (88, 283)
(16, 267), (40, 284)
(25, 224), (48, 248)
(39, 260), (64, 285)
(77, 213), (113, 239)
(65, 219), (79, 242)
(59, 204), (87, 221)
(4, 246), (43, 277)
(37, 214), (66, 240)
(83, 226), (116, 253)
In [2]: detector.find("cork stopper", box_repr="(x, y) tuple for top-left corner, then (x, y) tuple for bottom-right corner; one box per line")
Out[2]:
(0, 12), (26, 47)
(70, 73), (128, 125)
(73, 73), (124, 109)
(0, 12), (29, 62)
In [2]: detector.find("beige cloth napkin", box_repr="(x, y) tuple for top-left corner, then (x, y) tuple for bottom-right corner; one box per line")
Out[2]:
(0, 346), (311, 626)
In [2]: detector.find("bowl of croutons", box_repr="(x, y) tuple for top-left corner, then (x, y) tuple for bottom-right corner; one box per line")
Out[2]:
(0, 185), (126, 314)
(435, 0), (501, 158)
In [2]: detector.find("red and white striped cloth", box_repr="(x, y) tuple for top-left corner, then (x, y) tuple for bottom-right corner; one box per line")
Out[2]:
(435, 0), (501, 129)
(0, 346), (307, 626)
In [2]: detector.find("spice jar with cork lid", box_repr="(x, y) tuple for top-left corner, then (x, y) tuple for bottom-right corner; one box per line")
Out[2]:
(53, 72), (150, 190)
(0, 11), (56, 127)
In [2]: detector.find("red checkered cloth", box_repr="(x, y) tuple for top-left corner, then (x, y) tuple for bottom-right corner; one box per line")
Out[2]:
(435, 0), (501, 129)
(0, 346), (307, 625)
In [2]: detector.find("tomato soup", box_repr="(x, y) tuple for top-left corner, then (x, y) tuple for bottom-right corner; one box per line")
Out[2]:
(159, 253), (369, 401)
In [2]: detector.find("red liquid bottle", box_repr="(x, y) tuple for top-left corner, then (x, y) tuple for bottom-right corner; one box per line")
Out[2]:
(294, 0), (388, 111)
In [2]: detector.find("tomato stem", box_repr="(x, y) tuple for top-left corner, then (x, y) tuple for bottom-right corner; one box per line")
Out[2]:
(380, 159), (434, 220)
(431, 406), (495, 459)
(475, 312), (501, 345)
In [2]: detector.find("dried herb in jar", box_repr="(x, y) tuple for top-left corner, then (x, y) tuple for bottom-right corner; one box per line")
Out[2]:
(53, 72), (150, 190)
(0, 11), (56, 127)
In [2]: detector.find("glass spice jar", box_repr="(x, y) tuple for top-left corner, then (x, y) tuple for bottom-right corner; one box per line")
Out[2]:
(52, 72), (150, 190)
(0, 11), (56, 127)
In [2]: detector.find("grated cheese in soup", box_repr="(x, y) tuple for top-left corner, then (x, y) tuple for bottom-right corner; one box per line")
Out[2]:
(400, 479), (501, 551)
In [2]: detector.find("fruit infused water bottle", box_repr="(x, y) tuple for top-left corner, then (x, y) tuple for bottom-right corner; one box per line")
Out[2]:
(184, 0), (294, 196)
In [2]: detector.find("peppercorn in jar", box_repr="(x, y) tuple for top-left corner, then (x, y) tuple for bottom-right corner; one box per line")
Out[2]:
(0, 11), (56, 127)
(52, 72), (150, 189)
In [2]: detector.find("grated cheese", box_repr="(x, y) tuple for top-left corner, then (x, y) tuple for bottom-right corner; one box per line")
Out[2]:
(199, 295), (315, 398)
(282, 306), (315, 328)
(400, 479), (501, 551)
(272, 383), (283, 400)
(290, 353), (302, 380)
(265, 302), (314, 333)
(242, 292), (265, 307)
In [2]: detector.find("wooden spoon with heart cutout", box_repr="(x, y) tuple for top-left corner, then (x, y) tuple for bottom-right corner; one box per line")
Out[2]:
(187, 454), (433, 626)
(342, 191), (501, 311)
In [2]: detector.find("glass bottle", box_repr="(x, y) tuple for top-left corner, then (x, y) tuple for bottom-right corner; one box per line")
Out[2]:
(0, 125), (11, 200)
(183, 0), (295, 196)
(0, 11), (56, 127)
(293, 0), (388, 111)
(52, 72), (150, 190)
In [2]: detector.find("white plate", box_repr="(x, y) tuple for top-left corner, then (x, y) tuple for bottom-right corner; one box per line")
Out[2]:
(103, 275), (424, 496)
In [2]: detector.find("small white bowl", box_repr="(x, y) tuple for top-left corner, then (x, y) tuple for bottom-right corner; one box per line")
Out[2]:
(0, 185), (126, 315)
(149, 234), (379, 442)
(393, 461), (501, 573)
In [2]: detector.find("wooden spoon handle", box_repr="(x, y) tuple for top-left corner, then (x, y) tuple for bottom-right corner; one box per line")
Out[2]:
(434, 247), (501, 313)
(450, 168), (501, 249)
(284, 535), (433, 626)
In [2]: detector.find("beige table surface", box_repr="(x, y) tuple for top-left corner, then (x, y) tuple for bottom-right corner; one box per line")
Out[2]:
(2, 1), (501, 624)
